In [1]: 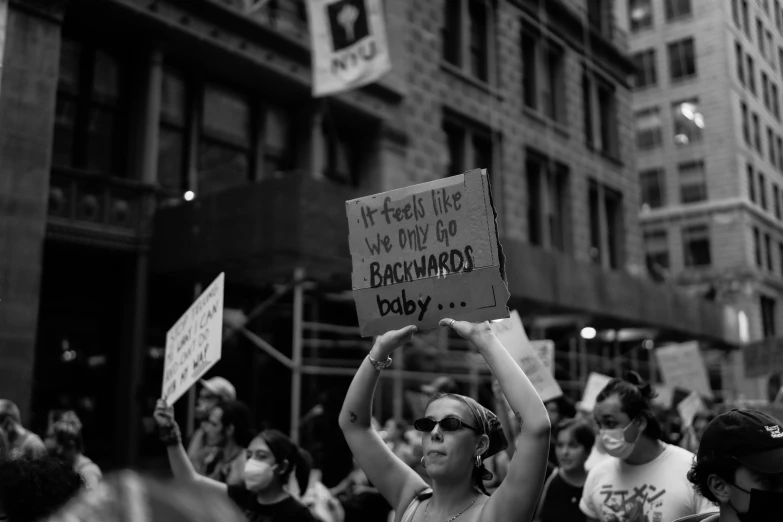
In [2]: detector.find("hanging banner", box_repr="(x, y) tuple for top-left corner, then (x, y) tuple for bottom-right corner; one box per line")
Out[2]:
(346, 169), (510, 336)
(161, 273), (225, 404)
(491, 311), (563, 403)
(307, 0), (392, 97)
(655, 342), (714, 399)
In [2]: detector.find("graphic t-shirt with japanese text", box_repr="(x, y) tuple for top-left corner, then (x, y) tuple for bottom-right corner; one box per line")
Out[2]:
(579, 443), (713, 522)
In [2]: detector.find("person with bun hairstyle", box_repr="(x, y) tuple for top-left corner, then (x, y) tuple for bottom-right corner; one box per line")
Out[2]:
(339, 320), (551, 522)
(153, 400), (317, 522)
(580, 372), (713, 522)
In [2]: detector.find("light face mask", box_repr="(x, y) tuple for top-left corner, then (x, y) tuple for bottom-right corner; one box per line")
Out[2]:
(244, 459), (278, 491)
(728, 484), (783, 522)
(600, 419), (640, 460)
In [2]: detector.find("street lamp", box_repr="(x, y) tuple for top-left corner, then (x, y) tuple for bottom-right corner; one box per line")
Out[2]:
(580, 327), (597, 340)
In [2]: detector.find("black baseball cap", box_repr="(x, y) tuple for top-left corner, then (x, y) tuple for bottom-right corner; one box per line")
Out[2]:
(698, 409), (783, 474)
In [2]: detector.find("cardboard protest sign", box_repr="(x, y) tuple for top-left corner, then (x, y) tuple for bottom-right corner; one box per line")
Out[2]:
(655, 342), (714, 399)
(677, 391), (706, 428)
(581, 373), (612, 412)
(490, 311), (563, 403)
(307, 0), (391, 97)
(652, 385), (674, 409)
(347, 169), (510, 336)
(162, 273), (225, 404)
(531, 340), (555, 375)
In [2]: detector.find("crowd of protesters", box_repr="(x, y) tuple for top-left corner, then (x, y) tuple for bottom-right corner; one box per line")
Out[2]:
(1, 320), (783, 522)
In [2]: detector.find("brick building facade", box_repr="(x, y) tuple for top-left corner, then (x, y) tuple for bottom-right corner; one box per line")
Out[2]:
(0, 0), (734, 470)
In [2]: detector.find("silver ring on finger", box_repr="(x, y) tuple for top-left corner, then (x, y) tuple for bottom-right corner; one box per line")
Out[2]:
(449, 319), (456, 328)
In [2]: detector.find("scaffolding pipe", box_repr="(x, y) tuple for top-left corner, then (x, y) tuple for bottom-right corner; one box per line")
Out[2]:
(290, 268), (305, 443)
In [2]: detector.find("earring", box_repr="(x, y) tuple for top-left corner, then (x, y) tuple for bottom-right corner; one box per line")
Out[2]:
(420, 456), (426, 467)
(474, 455), (482, 468)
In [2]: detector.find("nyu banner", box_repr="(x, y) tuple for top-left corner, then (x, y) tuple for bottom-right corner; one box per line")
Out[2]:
(307, 0), (391, 97)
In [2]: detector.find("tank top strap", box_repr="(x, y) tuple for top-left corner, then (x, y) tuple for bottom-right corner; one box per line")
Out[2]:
(400, 488), (433, 522)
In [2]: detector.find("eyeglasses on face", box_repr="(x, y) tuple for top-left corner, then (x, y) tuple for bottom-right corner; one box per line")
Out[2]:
(413, 417), (478, 433)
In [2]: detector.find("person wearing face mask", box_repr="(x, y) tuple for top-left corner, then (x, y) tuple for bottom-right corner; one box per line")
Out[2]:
(580, 372), (713, 522)
(153, 399), (318, 522)
(535, 419), (595, 522)
(44, 413), (102, 490)
(674, 409), (783, 522)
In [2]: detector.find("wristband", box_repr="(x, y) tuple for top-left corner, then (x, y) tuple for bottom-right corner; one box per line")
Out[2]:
(159, 422), (182, 446)
(367, 353), (392, 371)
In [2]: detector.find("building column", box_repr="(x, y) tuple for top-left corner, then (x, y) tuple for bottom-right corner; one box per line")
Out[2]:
(114, 47), (162, 466)
(0, 1), (64, 420)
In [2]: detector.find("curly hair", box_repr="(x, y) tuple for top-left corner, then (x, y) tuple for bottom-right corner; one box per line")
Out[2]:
(686, 451), (740, 505)
(596, 371), (662, 440)
(0, 457), (84, 522)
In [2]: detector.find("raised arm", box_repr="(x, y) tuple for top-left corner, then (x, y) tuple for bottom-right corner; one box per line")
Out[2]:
(153, 399), (229, 496)
(338, 326), (428, 513)
(442, 319), (551, 522)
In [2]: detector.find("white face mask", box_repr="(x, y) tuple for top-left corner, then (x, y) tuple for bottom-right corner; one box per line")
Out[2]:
(244, 460), (278, 491)
(600, 419), (640, 460)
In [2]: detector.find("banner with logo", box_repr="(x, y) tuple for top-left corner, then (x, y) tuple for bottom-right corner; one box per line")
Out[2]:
(307, 0), (391, 97)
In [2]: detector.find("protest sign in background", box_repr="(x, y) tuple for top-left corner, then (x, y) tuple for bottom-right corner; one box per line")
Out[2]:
(307, 0), (391, 97)
(581, 373), (612, 412)
(655, 341), (713, 399)
(531, 340), (555, 375)
(677, 391), (706, 427)
(346, 169), (510, 336)
(491, 311), (563, 403)
(162, 273), (225, 404)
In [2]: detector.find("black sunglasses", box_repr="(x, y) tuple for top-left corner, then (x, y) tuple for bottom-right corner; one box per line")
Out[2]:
(413, 417), (478, 433)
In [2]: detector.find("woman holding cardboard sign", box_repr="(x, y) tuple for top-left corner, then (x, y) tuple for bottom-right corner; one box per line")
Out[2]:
(339, 319), (551, 522)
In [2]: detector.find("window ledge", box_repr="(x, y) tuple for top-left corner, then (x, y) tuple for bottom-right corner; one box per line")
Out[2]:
(521, 107), (569, 138)
(440, 61), (502, 99)
(599, 150), (624, 167)
(670, 74), (698, 85)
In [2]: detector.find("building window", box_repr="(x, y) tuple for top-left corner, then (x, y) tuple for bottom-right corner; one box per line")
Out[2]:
(737, 41), (746, 85)
(526, 152), (569, 252)
(443, 114), (493, 179)
(742, 102), (751, 144)
(753, 112), (762, 152)
(673, 99), (704, 146)
(763, 72), (770, 108)
(754, 227), (763, 266)
(733, 0), (741, 28)
(53, 37), (129, 175)
(748, 55), (757, 94)
(759, 18), (767, 58)
(644, 230), (670, 281)
(679, 160), (707, 203)
(587, 0), (610, 36)
(770, 127), (777, 165)
(776, 0), (782, 32)
(158, 70), (187, 194)
(632, 49), (657, 89)
(774, 185), (781, 218)
(767, 31), (774, 63)
(778, 136), (783, 170)
(665, 0), (691, 21)
(322, 123), (362, 186)
(766, 233), (774, 270)
(588, 180), (624, 269)
(629, 0), (653, 32)
(522, 25), (566, 123)
(668, 38), (697, 81)
(773, 84), (781, 119)
(640, 168), (666, 210)
(635, 107), (662, 149)
(760, 172), (768, 209)
(443, 0), (493, 82)
(683, 225), (711, 267)
(749, 163), (757, 202)
(743, 0), (751, 36)
(582, 70), (593, 147)
(762, 295), (777, 337)
(779, 242), (783, 274)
